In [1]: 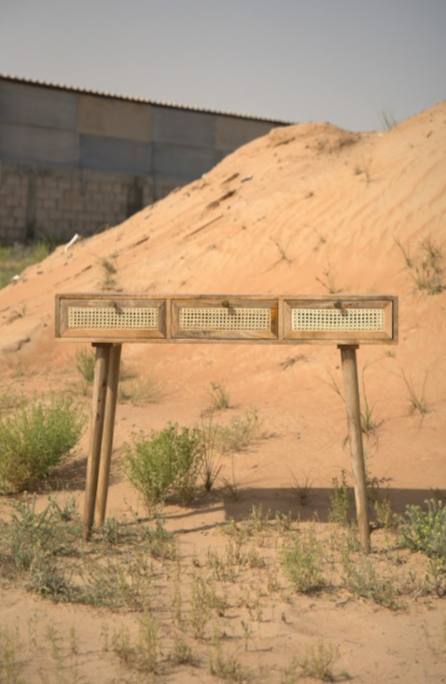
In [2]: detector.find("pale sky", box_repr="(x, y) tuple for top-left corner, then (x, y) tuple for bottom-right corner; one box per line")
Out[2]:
(0, 0), (445, 131)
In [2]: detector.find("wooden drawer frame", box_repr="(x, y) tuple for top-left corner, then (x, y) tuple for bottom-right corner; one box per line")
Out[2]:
(56, 293), (397, 345)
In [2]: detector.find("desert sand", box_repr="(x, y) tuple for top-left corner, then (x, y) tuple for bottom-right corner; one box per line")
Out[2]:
(1, 102), (446, 683)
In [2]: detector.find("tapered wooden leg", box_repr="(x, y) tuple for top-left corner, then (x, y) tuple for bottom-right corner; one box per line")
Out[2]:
(83, 343), (111, 539)
(95, 344), (122, 526)
(339, 345), (371, 553)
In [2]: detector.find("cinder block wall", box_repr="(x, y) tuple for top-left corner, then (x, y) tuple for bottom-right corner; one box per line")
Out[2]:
(0, 77), (288, 243)
(0, 162), (155, 242)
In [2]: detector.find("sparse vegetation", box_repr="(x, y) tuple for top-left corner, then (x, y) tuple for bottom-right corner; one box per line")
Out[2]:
(201, 417), (224, 491)
(380, 109), (398, 130)
(298, 641), (338, 682)
(0, 394), (86, 493)
(119, 375), (165, 405)
(341, 552), (401, 610)
(207, 380), (232, 412)
(397, 235), (444, 294)
(0, 240), (53, 289)
(326, 364), (380, 437)
(354, 157), (374, 185)
(397, 499), (446, 561)
(328, 472), (352, 526)
(98, 255), (120, 291)
(75, 346), (95, 386)
(215, 407), (265, 453)
(291, 471), (314, 506)
(112, 614), (159, 673)
(281, 526), (326, 593)
(0, 488), (444, 682)
(270, 234), (296, 264)
(397, 367), (430, 416)
(316, 264), (342, 293)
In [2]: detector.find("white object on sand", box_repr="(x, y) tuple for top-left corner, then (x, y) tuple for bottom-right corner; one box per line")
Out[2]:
(64, 233), (82, 252)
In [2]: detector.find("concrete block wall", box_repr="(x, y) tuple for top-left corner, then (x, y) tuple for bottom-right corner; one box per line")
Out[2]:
(0, 162), (154, 243)
(0, 77), (289, 242)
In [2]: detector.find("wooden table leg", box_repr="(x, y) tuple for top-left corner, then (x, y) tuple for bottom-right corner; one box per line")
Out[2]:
(95, 344), (122, 527)
(83, 343), (111, 539)
(338, 344), (371, 553)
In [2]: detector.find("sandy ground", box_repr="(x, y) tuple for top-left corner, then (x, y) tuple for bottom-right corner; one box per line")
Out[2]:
(1, 102), (446, 683)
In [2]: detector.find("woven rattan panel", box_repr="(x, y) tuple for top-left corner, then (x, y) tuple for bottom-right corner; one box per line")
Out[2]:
(292, 308), (384, 332)
(68, 307), (159, 330)
(179, 307), (271, 331)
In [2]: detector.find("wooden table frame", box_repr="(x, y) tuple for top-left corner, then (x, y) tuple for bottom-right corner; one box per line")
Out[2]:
(56, 293), (398, 552)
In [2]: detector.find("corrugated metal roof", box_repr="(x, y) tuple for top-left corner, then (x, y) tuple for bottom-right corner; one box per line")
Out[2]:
(0, 72), (293, 125)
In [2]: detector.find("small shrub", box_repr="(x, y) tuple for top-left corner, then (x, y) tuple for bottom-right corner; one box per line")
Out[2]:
(112, 614), (158, 673)
(315, 264), (342, 294)
(122, 424), (204, 509)
(200, 418), (224, 491)
(75, 347), (95, 385)
(298, 641), (336, 682)
(281, 527), (326, 593)
(171, 637), (196, 665)
(396, 499), (446, 561)
(0, 495), (80, 574)
(398, 235), (444, 295)
(209, 629), (254, 683)
(0, 394), (86, 493)
(291, 472), (313, 506)
(98, 256), (120, 291)
(328, 472), (352, 526)
(207, 380), (231, 411)
(216, 408), (264, 452)
(27, 549), (71, 599)
(119, 376), (165, 405)
(341, 553), (400, 610)
(379, 109), (398, 130)
(397, 367), (430, 416)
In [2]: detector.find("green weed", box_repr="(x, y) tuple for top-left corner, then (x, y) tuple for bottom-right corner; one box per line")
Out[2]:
(398, 235), (444, 294)
(216, 408), (264, 452)
(119, 375), (165, 405)
(98, 256), (120, 291)
(315, 264), (342, 294)
(75, 347), (95, 385)
(396, 499), (446, 561)
(380, 109), (398, 130)
(397, 367), (430, 416)
(328, 472), (352, 526)
(281, 526), (326, 593)
(0, 494), (79, 576)
(291, 472), (314, 507)
(207, 380), (232, 412)
(341, 553), (400, 610)
(112, 614), (158, 673)
(298, 641), (337, 682)
(122, 423), (204, 509)
(200, 417), (224, 491)
(0, 394), (86, 493)
(0, 241), (52, 289)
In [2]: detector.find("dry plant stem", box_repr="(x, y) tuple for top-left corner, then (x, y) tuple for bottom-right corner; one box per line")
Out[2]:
(83, 343), (111, 540)
(339, 345), (370, 553)
(95, 344), (122, 526)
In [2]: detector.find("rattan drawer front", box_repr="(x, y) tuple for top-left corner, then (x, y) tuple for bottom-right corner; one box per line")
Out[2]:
(179, 307), (271, 331)
(172, 298), (279, 340)
(68, 306), (159, 330)
(284, 299), (394, 341)
(291, 308), (384, 332)
(56, 297), (166, 339)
